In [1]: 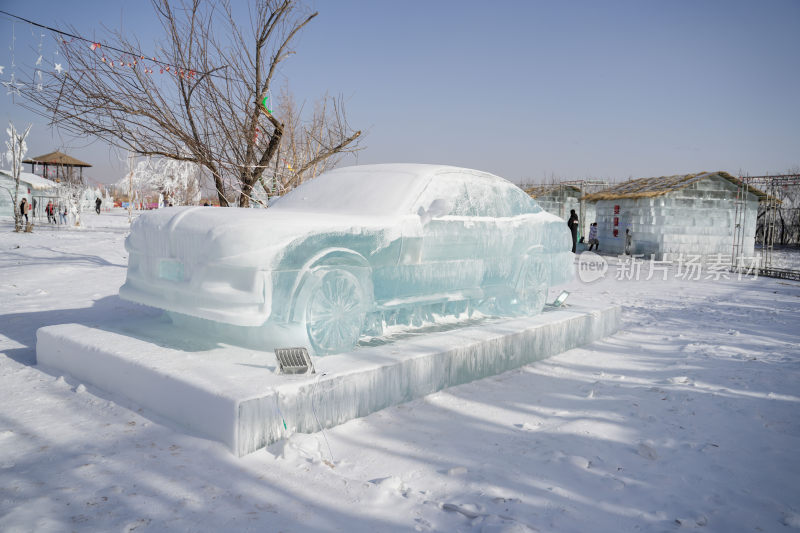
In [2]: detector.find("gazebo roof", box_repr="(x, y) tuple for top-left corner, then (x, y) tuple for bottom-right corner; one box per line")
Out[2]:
(23, 150), (92, 168)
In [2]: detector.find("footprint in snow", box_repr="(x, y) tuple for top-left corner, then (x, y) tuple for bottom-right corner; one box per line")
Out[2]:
(782, 512), (800, 528)
(675, 515), (708, 527)
(666, 376), (693, 385)
(368, 476), (407, 495)
(636, 442), (658, 460)
(568, 455), (591, 469)
(492, 496), (522, 505)
(442, 502), (482, 519)
(122, 518), (151, 532)
(477, 513), (537, 532)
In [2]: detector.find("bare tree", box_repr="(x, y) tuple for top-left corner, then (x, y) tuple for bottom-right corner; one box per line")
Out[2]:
(19, 0), (362, 207)
(267, 84), (362, 196)
(5, 123), (32, 232)
(754, 168), (800, 247)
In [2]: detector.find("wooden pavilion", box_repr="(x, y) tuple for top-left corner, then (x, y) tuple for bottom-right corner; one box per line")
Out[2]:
(23, 150), (92, 184)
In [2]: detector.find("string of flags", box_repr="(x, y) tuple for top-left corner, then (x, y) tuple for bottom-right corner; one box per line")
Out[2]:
(0, 8), (282, 126)
(0, 8), (224, 85)
(87, 42), (197, 78)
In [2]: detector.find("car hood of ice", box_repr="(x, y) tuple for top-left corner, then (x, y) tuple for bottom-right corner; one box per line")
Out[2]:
(126, 206), (404, 269)
(270, 164), (445, 217)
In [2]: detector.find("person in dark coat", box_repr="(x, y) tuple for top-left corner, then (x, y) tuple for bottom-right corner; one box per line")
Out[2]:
(19, 198), (29, 224)
(95, 197), (102, 214)
(625, 228), (633, 255)
(567, 209), (579, 253)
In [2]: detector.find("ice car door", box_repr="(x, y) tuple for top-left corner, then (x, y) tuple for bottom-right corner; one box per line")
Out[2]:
(404, 173), (483, 299)
(466, 176), (530, 288)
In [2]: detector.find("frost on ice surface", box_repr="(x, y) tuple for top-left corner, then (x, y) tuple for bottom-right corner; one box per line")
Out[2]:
(120, 164), (574, 355)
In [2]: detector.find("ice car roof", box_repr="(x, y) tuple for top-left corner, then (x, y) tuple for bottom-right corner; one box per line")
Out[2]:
(271, 164), (500, 217)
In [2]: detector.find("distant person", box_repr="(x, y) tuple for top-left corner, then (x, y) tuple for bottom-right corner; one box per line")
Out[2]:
(60, 206), (68, 225)
(19, 198), (29, 224)
(45, 201), (55, 224)
(567, 209), (579, 253)
(588, 222), (599, 251)
(625, 228), (633, 255)
(32, 198), (37, 218)
(95, 197), (102, 214)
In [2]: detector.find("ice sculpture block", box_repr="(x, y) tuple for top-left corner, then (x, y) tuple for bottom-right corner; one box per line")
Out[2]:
(120, 164), (574, 355)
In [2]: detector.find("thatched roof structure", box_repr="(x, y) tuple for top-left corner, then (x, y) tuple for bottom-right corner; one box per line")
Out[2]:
(524, 184), (581, 198)
(581, 171), (772, 202)
(23, 150), (92, 167)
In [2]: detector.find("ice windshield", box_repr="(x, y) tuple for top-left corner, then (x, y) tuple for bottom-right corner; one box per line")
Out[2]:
(271, 165), (431, 217)
(413, 170), (543, 218)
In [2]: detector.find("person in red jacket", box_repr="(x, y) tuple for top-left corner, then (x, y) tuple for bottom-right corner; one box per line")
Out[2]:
(45, 201), (55, 223)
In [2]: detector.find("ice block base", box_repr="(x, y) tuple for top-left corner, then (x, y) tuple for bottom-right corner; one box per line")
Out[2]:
(36, 304), (620, 456)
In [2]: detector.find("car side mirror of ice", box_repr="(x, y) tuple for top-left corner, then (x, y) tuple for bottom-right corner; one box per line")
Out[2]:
(417, 199), (449, 225)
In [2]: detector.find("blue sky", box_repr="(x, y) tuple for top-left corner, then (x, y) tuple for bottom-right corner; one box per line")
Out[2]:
(0, 0), (798, 185)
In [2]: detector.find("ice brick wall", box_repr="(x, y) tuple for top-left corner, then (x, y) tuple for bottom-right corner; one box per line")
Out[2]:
(534, 194), (580, 222)
(591, 177), (758, 260)
(0, 175), (32, 217)
(582, 202), (596, 238)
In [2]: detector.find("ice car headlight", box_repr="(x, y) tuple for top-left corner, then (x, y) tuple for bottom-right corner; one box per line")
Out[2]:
(198, 264), (266, 302)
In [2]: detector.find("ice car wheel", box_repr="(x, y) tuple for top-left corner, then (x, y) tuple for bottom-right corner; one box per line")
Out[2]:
(518, 256), (548, 315)
(305, 269), (367, 355)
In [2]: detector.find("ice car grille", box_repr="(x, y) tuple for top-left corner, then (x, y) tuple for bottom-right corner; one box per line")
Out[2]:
(140, 223), (171, 258)
(170, 233), (195, 267)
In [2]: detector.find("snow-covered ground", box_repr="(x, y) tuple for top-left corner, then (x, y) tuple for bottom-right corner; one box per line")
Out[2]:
(1, 211), (799, 532)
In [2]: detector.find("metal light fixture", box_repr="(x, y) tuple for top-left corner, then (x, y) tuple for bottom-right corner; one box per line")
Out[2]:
(274, 347), (315, 375)
(550, 290), (570, 308)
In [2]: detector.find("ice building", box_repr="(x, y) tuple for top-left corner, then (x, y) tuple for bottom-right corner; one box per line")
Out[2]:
(524, 183), (601, 239)
(581, 171), (770, 260)
(0, 170), (57, 217)
(524, 184), (581, 221)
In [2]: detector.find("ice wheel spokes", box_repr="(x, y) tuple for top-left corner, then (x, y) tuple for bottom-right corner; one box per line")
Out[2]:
(521, 257), (548, 315)
(306, 270), (366, 355)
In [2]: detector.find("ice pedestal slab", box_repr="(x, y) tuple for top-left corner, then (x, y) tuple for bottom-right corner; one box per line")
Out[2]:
(36, 303), (620, 456)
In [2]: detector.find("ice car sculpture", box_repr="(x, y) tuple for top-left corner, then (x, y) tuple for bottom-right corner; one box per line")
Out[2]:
(120, 164), (574, 355)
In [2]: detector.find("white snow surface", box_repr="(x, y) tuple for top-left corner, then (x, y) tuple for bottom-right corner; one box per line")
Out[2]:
(0, 170), (57, 191)
(1, 210), (799, 532)
(271, 163), (436, 216)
